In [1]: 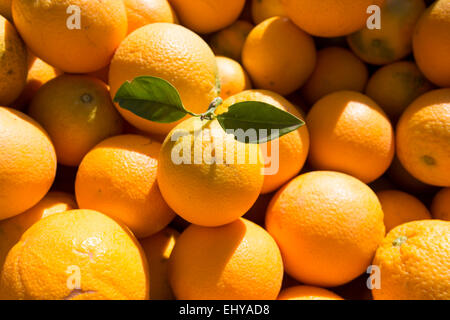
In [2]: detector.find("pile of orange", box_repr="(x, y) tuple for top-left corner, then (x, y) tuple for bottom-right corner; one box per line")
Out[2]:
(0, 0), (449, 301)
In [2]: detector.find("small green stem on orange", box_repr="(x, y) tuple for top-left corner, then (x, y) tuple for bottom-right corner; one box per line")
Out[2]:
(392, 236), (407, 247)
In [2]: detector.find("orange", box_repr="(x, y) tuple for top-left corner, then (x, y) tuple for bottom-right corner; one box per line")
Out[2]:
(28, 75), (124, 167)
(431, 188), (450, 221)
(158, 117), (264, 227)
(124, 0), (178, 34)
(76, 134), (175, 238)
(109, 23), (220, 136)
(0, 107), (56, 220)
(278, 286), (344, 300)
(242, 17), (316, 95)
(413, 0), (450, 87)
(372, 220), (450, 300)
(0, 192), (77, 270)
(139, 227), (179, 300)
(365, 61), (434, 122)
(12, 0), (127, 73)
(347, 0), (426, 65)
(243, 192), (274, 227)
(306, 91), (395, 183)
(266, 171), (385, 287)
(219, 90), (310, 194)
(86, 65), (110, 84)
(301, 47), (369, 106)
(251, 0), (287, 24)
(168, 218), (283, 300)
(0, 209), (149, 300)
(216, 56), (252, 100)
(209, 20), (253, 62)
(168, 0), (246, 34)
(396, 89), (450, 186)
(282, 0), (386, 37)
(376, 190), (431, 232)
(0, 0), (11, 21)
(0, 15), (27, 106)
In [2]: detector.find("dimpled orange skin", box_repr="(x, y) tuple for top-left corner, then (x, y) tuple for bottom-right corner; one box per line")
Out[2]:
(431, 188), (450, 221)
(266, 171), (385, 287)
(219, 90), (310, 194)
(278, 286), (344, 300)
(0, 107), (57, 220)
(76, 135), (175, 239)
(28, 75), (124, 167)
(413, 0), (450, 87)
(372, 220), (450, 300)
(168, 0), (246, 34)
(209, 20), (253, 62)
(376, 190), (431, 232)
(124, 0), (178, 34)
(301, 47), (369, 106)
(242, 16), (316, 96)
(109, 23), (219, 136)
(282, 0), (386, 38)
(169, 218), (283, 300)
(0, 209), (149, 300)
(396, 89), (450, 187)
(216, 56), (252, 100)
(0, 192), (77, 270)
(12, 0), (127, 73)
(307, 91), (395, 183)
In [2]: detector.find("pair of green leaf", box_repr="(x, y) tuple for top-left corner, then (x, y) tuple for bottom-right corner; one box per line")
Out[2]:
(113, 76), (304, 144)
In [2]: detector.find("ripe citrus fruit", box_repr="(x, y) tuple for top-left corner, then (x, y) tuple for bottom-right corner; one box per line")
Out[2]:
(0, 209), (149, 300)
(168, 218), (283, 300)
(301, 47), (369, 106)
(12, 0), (127, 73)
(210, 20), (253, 62)
(282, 0), (386, 37)
(139, 227), (179, 300)
(0, 0), (12, 20)
(347, 0), (426, 65)
(266, 171), (385, 287)
(0, 15), (27, 106)
(431, 188), (450, 221)
(169, 0), (246, 34)
(242, 16), (316, 95)
(251, 0), (287, 24)
(306, 91), (395, 183)
(372, 220), (450, 300)
(76, 134), (175, 238)
(413, 0), (450, 87)
(278, 286), (344, 300)
(365, 61), (434, 122)
(396, 89), (450, 187)
(219, 89), (310, 194)
(376, 190), (431, 232)
(216, 56), (252, 100)
(28, 75), (124, 167)
(124, 0), (178, 34)
(109, 23), (220, 136)
(0, 107), (57, 220)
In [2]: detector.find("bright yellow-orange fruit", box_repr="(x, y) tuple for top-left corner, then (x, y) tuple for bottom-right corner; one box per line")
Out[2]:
(301, 47), (369, 105)
(372, 220), (450, 300)
(169, 218), (283, 300)
(12, 0), (128, 73)
(413, 0), (450, 87)
(0, 209), (149, 300)
(0, 0), (12, 20)
(216, 56), (252, 100)
(282, 0), (386, 37)
(219, 90), (310, 194)
(278, 286), (344, 300)
(109, 23), (220, 136)
(306, 91), (395, 183)
(396, 89), (450, 187)
(242, 17), (316, 95)
(28, 75), (124, 167)
(76, 135), (175, 238)
(210, 20), (253, 62)
(376, 190), (431, 232)
(347, 0), (426, 65)
(124, 0), (178, 34)
(266, 171), (385, 287)
(0, 107), (57, 220)
(139, 227), (179, 300)
(168, 0), (245, 34)
(431, 188), (450, 221)
(252, 0), (287, 24)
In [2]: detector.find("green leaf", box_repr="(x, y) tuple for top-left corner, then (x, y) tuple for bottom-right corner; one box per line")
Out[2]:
(113, 76), (190, 123)
(216, 101), (305, 144)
